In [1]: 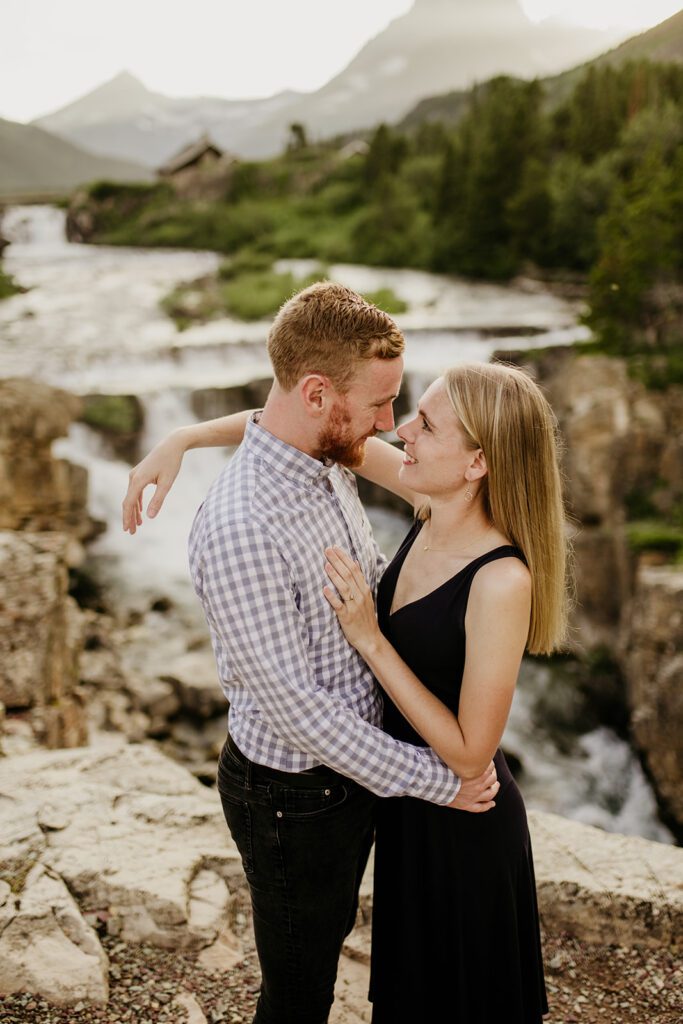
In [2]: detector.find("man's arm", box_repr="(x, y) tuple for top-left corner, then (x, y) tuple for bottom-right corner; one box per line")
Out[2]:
(196, 517), (462, 805)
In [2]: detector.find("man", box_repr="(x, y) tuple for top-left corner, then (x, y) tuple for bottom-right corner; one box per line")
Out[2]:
(123, 282), (498, 1024)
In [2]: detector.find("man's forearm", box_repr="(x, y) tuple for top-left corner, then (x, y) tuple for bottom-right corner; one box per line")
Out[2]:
(175, 411), (255, 451)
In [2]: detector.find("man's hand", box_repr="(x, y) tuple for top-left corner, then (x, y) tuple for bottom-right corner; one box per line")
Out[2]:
(122, 432), (186, 534)
(447, 761), (499, 813)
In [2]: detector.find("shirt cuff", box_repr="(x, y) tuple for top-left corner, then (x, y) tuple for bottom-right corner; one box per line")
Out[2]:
(412, 749), (462, 805)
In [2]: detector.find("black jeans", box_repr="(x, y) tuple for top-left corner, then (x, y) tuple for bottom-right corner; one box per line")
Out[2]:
(216, 733), (376, 1024)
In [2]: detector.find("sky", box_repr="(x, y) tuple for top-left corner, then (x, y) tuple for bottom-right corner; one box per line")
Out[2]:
(1, 0), (682, 123)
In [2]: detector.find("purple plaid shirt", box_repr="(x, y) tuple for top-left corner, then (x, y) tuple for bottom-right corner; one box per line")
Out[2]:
(188, 414), (460, 804)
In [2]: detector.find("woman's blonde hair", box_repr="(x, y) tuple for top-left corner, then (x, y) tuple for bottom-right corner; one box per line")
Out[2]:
(440, 362), (572, 655)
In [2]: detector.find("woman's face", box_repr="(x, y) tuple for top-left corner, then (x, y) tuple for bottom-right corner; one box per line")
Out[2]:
(396, 378), (481, 498)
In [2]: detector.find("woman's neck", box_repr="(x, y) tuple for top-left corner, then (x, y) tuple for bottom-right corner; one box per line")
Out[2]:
(425, 497), (497, 554)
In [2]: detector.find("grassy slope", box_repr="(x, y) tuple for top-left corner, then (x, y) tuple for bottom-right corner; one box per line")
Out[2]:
(0, 118), (152, 195)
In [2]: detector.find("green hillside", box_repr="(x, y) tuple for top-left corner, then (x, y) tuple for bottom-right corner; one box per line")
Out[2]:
(71, 55), (683, 391)
(542, 8), (683, 107)
(592, 7), (683, 67)
(0, 118), (151, 196)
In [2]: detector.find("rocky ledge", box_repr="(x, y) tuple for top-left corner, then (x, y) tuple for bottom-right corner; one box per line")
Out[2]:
(349, 810), (683, 958)
(0, 739), (681, 1013)
(0, 378), (96, 540)
(0, 738), (242, 1006)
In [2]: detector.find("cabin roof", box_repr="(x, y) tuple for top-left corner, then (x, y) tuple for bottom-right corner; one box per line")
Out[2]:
(158, 134), (224, 175)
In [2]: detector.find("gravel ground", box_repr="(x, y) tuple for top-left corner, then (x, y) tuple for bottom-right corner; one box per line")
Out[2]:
(0, 885), (260, 1024)
(540, 933), (682, 1024)
(0, 906), (680, 1024)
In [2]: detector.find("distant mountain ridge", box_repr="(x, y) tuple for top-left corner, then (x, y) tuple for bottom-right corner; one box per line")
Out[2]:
(33, 0), (625, 166)
(0, 118), (151, 197)
(401, 7), (683, 130)
(598, 6), (683, 65)
(34, 72), (303, 168)
(544, 6), (683, 103)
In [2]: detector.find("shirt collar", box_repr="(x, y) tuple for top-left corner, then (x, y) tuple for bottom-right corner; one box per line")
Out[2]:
(244, 412), (334, 485)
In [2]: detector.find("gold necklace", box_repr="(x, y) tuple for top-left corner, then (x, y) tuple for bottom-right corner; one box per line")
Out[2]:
(422, 520), (493, 555)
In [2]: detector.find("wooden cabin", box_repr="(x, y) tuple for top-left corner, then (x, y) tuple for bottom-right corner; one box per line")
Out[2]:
(157, 135), (233, 198)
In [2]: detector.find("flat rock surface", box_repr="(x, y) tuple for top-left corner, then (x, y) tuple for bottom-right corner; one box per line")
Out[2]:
(1, 739), (681, 1020)
(528, 810), (683, 949)
(0, 736), (241, 952)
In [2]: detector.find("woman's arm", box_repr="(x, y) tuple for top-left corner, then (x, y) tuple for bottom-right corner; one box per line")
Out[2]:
(122, 410), (426, 534)
(323, 547), (531, 779)
(355, 437), (425, 509)
(121, 410), (254, 534)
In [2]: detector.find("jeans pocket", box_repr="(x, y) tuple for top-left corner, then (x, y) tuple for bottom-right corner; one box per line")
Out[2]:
(276, 782), (349, 819)
(216, 742), (246, 791)
(219, 737), (245, 772)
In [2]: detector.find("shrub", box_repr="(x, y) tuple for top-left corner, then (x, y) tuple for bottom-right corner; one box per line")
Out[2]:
(0, 267), (22, 300)
(363, 288), (408, 314)
(80, 394), (143, 434)
(626, 520), (683, 558)
(219, 269), (321, 321)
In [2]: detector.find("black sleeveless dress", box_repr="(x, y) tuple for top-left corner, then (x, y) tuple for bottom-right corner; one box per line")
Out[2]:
(369, 519), (548, 1024)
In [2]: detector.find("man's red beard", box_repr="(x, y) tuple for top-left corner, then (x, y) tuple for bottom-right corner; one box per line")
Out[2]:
(317, 401), (373, 468)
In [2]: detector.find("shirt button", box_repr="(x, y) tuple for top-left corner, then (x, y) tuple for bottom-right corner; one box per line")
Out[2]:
(324, 789), (331, 796)
(276, 810), (283, 818)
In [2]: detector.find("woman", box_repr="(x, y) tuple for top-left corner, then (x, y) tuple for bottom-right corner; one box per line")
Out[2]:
(123, 362), (569, 1023)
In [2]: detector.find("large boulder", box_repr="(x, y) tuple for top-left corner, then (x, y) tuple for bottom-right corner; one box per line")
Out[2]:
(354, 809), (683, 952)
(0, 866), (109, 1006)
(498, 348), (683, 648)
(621, 564), (683, 832)
(570, 524), (629, 650)
(528, 810), (683, 949)
(0, 738), (241, 954)
(159, 649), (226, 719)
(0, 378), (95, 539)
(497, 348), (683, 826)
(511, 349), (681, 525)
(0, 531), (88, 749)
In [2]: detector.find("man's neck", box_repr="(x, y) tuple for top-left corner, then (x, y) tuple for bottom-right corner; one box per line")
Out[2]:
(258, 398), (320, 459)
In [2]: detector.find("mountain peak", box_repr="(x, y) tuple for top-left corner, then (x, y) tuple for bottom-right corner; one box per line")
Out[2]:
(405, 0), (530, 32)
(412, 0), (525, 11)
(92, 70), (153, 98)
(32, 69), (159, 131)
(113, 70), (142, 83)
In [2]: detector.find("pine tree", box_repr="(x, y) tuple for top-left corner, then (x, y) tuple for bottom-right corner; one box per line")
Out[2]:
(588, 149), (678, 350)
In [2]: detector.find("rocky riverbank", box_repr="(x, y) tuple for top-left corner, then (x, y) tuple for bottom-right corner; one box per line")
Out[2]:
(498, 346), (683, 838)
(1, 364), (682, 1019)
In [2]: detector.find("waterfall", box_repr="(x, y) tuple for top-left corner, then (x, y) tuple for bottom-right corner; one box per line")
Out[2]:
(4, 203), (673, 844)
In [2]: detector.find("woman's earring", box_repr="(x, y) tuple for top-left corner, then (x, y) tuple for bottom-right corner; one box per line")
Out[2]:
(464, 482), (473, 503)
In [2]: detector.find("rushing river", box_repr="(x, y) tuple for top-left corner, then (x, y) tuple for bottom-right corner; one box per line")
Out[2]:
(0, 205), (672, 843)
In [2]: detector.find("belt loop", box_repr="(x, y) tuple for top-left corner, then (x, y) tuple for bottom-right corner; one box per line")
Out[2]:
(244, 752), (253, 792)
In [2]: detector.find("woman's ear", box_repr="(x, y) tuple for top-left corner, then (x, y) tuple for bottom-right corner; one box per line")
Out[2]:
(465, 448), (488, 482)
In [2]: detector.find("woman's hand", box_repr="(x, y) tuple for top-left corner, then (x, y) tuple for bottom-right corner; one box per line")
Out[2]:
(122, 430), (187, 534)
(323, 547), (383, 658)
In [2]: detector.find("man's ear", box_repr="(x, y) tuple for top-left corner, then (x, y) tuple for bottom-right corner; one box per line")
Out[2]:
(300, 374), (333, 417)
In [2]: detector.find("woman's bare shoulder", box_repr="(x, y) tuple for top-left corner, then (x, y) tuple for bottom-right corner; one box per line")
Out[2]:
(471, 553), (531, 600)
